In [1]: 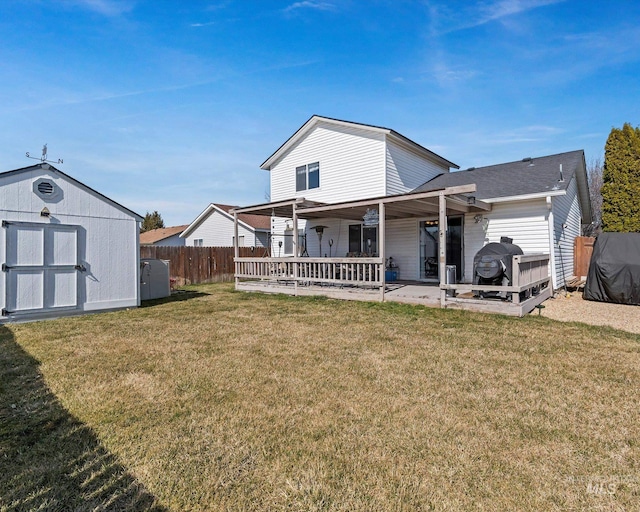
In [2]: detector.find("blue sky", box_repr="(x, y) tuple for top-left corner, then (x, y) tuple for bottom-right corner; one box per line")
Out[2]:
(1, 1), (639, 225)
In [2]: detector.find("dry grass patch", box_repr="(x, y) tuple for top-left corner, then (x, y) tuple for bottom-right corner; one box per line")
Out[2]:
(1, 284), (639, 511)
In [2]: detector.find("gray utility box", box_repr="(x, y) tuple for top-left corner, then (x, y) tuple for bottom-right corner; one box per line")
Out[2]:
(140, 259), (171, 300)
(445, 265), (457, 297)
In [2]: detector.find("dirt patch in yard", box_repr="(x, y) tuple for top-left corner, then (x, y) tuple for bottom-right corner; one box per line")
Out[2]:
(537, 291), (640, 334)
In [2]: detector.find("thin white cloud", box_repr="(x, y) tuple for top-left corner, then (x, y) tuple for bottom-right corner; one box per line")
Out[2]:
(283, 1), (336, 14)
(63, 0), (135, 16)
(190, 21), (216, 27)
(431, 63), (477, 86)
(478, 0), (562, 25)
(485, 125), (563, 145)
(429, 0), (566, 35)
(7, 58), (320, 114)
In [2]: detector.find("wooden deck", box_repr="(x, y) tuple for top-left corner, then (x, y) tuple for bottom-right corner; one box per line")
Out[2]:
(235, 254), (551, 317)
(235, 279), (551, 317)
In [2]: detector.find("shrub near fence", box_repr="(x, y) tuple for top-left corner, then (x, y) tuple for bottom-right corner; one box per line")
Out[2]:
(140, 246), (267, 286)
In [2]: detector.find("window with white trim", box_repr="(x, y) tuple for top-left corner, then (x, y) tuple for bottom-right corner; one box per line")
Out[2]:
(295, 162), (320, 192)
(193, 239), (203, 247)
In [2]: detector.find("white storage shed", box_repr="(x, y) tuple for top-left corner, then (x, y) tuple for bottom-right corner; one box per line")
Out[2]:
(0, 163), (143, 321)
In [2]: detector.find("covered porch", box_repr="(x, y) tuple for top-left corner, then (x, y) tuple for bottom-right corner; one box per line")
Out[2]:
(232, 186), (551, 317)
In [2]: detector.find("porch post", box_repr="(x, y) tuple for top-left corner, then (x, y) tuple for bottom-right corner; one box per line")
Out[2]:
(379, 201), (385, 302)
(233, 211), (239, 289)
(293, 203), (298, 296)
(439, 192), (447, 308)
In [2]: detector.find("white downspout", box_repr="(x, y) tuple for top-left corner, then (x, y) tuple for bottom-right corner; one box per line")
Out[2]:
(546, 196), (557, 290)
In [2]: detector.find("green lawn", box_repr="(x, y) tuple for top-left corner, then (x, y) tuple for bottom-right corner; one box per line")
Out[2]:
(1, 283), (639, 511)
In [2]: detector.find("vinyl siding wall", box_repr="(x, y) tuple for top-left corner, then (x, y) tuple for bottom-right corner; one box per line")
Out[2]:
(551, 178), (581, 288)
(463, 199), (551, 284)
(269, 122), (386, 204)
(385, 218), (419, 279)
(184, 209), (264, 248)
(386, 140), (449, 195)
(148, 233), (184, 247)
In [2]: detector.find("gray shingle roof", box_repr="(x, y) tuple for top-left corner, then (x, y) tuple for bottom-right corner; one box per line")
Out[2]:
(413, 150), (585, 200)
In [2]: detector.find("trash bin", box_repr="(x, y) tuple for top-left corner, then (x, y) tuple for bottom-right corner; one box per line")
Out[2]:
(445, 265), (456, 297)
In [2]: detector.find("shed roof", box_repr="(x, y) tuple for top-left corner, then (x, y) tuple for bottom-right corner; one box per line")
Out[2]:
(140, 225), (189, 245)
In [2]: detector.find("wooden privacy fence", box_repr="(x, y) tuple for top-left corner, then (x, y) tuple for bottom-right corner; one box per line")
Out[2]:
(140, 246), (264, 286)
(574, 236), (595, 279)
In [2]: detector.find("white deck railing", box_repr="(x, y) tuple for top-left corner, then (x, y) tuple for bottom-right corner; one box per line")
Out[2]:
(235, 257), (384, 287)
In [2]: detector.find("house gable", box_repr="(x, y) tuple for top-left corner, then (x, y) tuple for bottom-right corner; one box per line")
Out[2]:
(268, 120), (387, 204)
(181, 203), (269, 247)
(264, 115), (458, 205)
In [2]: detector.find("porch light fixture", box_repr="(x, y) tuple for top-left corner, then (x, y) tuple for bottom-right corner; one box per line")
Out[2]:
(313, 225), (329, 257)
(474, 214), (483, 223)
(467, 195), (476, 205)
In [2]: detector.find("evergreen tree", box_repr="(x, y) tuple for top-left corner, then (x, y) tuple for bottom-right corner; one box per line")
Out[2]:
(141, 211), (165, 233)
(601, 123), (640, 232)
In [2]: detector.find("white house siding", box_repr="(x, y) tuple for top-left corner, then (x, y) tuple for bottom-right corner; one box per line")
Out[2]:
(185, 209), (262, 247)
(552, 178), (581, 286)
(0, 168), (139, 318)
(385, 140), (449, 195)
(384, 218), (418, 279)
(269, 122), (386, 204)
(463, 199), (551, 284)
(154, 233), (184, 246)
(255, 231), (269, 249)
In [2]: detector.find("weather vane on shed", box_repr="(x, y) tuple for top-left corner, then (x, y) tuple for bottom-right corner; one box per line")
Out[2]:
(26, 144), (63, 164)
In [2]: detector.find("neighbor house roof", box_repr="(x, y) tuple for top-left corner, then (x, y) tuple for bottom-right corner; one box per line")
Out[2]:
(0, 163), (143, 221)
(413, 150), (592, 222)
(140, 225), (189, 245)
(260, 115), (459, 171)
(180, 203), (271, 239)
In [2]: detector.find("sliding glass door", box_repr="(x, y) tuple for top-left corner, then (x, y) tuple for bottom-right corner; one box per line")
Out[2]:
(419, 217), (463, 281)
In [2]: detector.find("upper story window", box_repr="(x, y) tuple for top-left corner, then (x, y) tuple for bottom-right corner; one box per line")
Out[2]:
(296, 162), (320, 192)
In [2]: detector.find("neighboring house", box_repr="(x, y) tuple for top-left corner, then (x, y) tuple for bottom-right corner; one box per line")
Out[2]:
(235, 115), (591, 290)
(0, 163), (142, 322)
(181, 203), (270, 248)
(140, 224), (188, 246)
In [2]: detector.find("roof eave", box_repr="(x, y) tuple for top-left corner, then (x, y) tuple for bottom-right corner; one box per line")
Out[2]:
(483, 190), (567, 203)
(180, 204), (215, 238)
(387, 131), (459, 170)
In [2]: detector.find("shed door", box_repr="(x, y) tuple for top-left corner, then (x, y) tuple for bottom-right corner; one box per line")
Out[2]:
(3, 222), (80, 316)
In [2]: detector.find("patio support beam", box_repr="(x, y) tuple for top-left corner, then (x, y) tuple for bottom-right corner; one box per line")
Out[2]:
(297, 184), (477, 216)
(379, 201), (385, 302)
(293, 203), (298, 295)
(234, 211), (239, 289)
(439, 192), (447, 308)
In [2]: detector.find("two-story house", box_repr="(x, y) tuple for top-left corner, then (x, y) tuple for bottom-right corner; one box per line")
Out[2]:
(232, 115), (591, 315)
